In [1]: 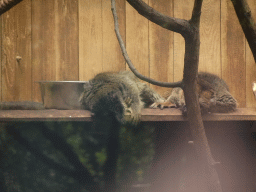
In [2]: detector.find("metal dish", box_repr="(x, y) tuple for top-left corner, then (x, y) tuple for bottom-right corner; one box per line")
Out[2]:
(37, 81), (88, 110)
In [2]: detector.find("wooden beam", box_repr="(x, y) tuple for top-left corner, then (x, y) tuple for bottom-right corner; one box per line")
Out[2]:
(0, 108), (256, 122)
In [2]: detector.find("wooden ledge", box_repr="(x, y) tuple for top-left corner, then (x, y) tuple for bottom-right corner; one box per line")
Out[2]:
(0, 108), (256, 122)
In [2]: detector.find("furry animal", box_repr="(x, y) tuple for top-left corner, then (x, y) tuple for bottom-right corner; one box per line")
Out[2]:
(79, 71), (165, 126)
(151, 72), (237, 115)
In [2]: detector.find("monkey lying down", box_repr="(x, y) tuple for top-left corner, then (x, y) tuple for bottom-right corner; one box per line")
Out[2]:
(0, 71), (164, 125)
(0, 71), (236, 120)
(151, 72), (237, 115)
(79, 71), (165, 126)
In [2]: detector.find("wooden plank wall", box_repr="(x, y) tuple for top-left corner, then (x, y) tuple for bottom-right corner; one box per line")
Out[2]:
(247, 0), (256, 108)
(1, 0), (256, 107)
(31, 0), (79, 101)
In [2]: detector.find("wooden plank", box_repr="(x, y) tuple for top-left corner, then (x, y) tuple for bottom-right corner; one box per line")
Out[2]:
(15, 0), (32, 101)
(142, 108), (256, 121)
(221, 0), (246, 107)
(32, 0), (57, 102)
(149, 0), (174, 96)
(2, 0), (32, 102)
(199, 0), (221, 75)
(0, 110), (92, 122)
(2, 3), (17, 101)
(102, 0), (126, 72)
(173, 0), (193, 81)
(0, 108), (255, 122)
(79, 0), (103, 80)
(126, 0), (149, 76)
(55, 0), (79, 81)
(246, 0), (256, 107)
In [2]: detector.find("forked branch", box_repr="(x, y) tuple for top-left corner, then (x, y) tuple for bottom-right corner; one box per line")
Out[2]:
(125, 0), (193, 38)
(111, 0), (222, 191)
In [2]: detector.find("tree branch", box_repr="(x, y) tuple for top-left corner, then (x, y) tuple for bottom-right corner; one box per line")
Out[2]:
(126, 0), (192, 38)
(0, 0), (23, 16)
(190, 0), (203, 25)
(231, 0), (256, 63)
(112, 0), (223, 191)
(111, 0), (182, 88)
(182, 1), (223, 191)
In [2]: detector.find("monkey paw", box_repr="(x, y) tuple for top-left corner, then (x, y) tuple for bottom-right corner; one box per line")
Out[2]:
(131, 113), (141, 125)
(150, 101), (176, 109)
(124, 97), (133, 107)
(124, 112), (140, 126)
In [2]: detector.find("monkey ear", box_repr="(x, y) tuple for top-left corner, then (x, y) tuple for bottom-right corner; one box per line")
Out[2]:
(252, 81), (256, 99)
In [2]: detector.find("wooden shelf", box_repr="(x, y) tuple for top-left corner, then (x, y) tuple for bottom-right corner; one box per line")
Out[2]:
(0, 108), (256, 122)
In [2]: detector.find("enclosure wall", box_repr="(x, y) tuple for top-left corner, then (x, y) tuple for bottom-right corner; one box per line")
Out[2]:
(0, 0), (256, 107)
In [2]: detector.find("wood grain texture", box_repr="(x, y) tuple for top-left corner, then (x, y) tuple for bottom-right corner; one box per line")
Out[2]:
(173, 0), (193, 82)
(0, 108), (255, 122)
(149, 0), (174, 96)
(32, 1), (79, 102)
(246, 0), (256, 107)
(102, 0), (126, 72)
(32, 0), (56, 102)
(199, 0), (221, 75)
(0, 0), (254, 109)
(79, 0), (103, 80)
(2, 0), (32, 101)
(221, 0), (246, 107)
(55, 0), (79, 81)
(16, 0), (32, 101)
(126, 0), (149, 76)
(2, 5), (16, 101)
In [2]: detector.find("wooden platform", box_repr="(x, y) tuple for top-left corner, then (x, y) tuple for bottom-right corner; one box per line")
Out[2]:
(0, 108), (256, 122)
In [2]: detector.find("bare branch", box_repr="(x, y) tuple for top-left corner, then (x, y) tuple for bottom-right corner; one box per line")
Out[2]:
(126, 0), (192, 38)
(231, 0), (256, 63)
(0, 0), (23, 16)
(190, 0), (203, 25)
(113, 0), (223, 190)
(111, 0), (182, 88)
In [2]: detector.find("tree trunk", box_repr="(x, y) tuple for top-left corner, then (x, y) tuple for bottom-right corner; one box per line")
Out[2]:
(112, 0), (223, 191)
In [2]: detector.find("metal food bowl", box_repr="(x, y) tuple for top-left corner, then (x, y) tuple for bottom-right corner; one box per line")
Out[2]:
(37, 81), (89, 110)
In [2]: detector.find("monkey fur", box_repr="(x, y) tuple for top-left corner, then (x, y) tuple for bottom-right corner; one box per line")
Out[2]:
(79, 71), (165, 126)
(151, 72), (237, 115)
(79, 70), (165, 188)
(0, 101), (45, 110)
